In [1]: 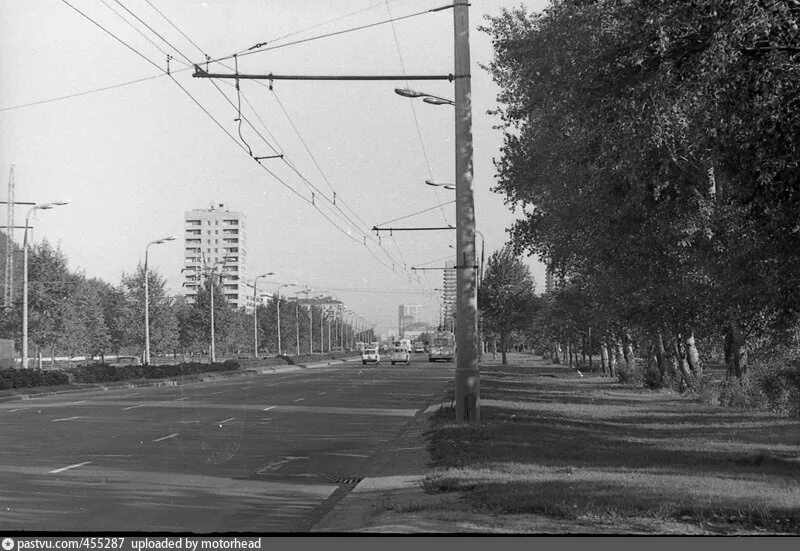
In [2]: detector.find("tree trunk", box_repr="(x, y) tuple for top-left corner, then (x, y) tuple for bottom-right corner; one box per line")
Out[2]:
(684, 332), (701, 375)
(501, 334), (508, 365)
(725, 320), (748, 378)
(553, 341), (561, 364)
(614, 342), (625, 375)
(608, 341), (618, 377)
(623, 333), (636, 373)
(588, 327), (593, 370)
(655, 331), (667, 380)
(581, 333), (586, 368)
(600, 343), (609, 377)
(674, 334), (693, 387)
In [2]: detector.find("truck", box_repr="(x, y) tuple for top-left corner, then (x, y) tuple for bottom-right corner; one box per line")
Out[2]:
(428, 331), (455, 362)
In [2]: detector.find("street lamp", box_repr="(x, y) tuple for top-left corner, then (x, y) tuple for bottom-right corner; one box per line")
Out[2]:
(395, 87), (455, 106)
(425, 180), (456, 190)
(144, 236), (177, 365)
(276, 282), (297, 355)
(22, 201), (70, 370)
(252, 272), (276, 358)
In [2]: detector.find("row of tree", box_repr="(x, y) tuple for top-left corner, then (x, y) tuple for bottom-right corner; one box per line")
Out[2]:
(0, 239), (373, 364)
(481, 0), (800, 385)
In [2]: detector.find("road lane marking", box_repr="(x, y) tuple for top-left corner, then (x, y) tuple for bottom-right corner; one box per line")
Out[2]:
(322, 452), (369, 458)
(7, 409), (21, 413)
(173, 397), (189, 401)
(209, 391), (224, 395)
(216, 417), (236, 425)
(52, 416), (80, 422)
(49, 461), (91, 474)
(293, 398), (305, 403)
(317, 392), (326, 396)
(122, 404), (145, 411)
(263, 406), (276, 412)
(153, 433), (179, 442)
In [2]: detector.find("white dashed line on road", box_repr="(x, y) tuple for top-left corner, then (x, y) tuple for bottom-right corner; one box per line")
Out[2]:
(322, 452), (369, 458)
(153, 433), (179, 442)
(263, 406), (276, 412)
(216, 417), (236, 425)
(173, 397), (189, 401)
(122, 405), (145, 411)
(49, 461), (91, 474)
(52, 416), (80, 422)
(294, 398), (305, 403)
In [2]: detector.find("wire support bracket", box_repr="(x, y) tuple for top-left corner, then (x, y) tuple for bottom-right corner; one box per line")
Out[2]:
(193, 65), (465, 81)
(373, 225), (455, 233)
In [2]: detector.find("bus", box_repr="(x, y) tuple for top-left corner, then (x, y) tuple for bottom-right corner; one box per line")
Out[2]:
(428, 331), (455, 362)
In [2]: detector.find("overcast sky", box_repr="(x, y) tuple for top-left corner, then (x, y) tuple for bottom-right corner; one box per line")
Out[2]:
(0, 0), (546, 337)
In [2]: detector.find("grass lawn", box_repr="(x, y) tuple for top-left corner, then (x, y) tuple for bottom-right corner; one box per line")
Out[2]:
(422, 353), (800, 534)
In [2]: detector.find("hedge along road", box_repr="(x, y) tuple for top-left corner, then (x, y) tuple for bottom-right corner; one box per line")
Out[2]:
(0, 355), (451, 532)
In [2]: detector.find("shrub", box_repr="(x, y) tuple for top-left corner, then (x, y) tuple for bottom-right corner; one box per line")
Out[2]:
(617, 362), (645, 386)
(717, 361), (800, 417)
(69, 360), (241, 384)
(0, 368), (70, 389)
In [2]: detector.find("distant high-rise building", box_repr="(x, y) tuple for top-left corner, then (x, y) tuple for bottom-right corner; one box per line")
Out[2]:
(183, 204), (247, 309)
(442, 261), (456, 331)
(398, 304), (422, 336)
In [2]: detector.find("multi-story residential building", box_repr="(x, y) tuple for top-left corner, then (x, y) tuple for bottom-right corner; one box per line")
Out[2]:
(398, 304), (422, 337)
(442, 261), (456, 331)
(183, 204), (247, 309)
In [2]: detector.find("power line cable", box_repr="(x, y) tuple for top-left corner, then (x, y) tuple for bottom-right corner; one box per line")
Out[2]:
(384, 0), (449, 226)
(97, 0), (190, 67)
(373, 200), (455, 226)
(142, 0), (208, 58)
(0, 74), (164, 112)
(111, 0), (193, 65)
(209, 4), (452, 65)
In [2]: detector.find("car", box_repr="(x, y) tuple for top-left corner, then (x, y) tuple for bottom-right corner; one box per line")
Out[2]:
(390, 347), (410, 366)
(109, 355), (141, 367)
(361, 347), (380, 365)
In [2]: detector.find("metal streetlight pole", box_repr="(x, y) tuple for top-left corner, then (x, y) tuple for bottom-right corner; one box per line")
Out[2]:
(22, 201), (70, 370)
(252, 272), (275, 358)
(276, 283), (297, 355)
(144, 236), (176, 365)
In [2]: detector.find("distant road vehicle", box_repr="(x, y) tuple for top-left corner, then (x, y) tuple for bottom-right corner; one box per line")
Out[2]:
(361, 347), (380, 365)
(355, 342), (366, 353)
(390, 347), (411, 366)
(428, 331), (455, 362)
(412, 341), (425, 353)
(109, 356), (142, 367)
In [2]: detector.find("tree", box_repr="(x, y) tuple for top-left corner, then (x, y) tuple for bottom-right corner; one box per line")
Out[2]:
(479, 247), (538, 364)
(483, 0), (800, 381)
(120, 264), (178, 359)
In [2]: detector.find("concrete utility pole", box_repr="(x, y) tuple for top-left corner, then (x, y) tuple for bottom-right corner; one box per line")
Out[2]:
(453, 2), (479, 422)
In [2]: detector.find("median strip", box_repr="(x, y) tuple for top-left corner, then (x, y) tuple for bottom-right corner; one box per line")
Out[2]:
(153, 433), (179, 442)
(49, 461), (91, 474)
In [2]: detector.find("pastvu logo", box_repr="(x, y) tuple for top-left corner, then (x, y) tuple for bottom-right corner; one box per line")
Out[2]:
(2, 538), (14, 551)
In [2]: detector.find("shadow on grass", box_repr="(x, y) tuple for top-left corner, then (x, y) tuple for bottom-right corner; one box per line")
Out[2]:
(423, 359), (800, 533)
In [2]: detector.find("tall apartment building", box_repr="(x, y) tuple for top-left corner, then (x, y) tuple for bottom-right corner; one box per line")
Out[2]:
(398, 304), (422, 336)
(442, 261), (456, 331)
(183, 204), (247, 309)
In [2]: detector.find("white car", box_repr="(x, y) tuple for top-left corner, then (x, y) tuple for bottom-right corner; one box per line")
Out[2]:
(390, 347), (410, 366)
(361, 348), (380, 365)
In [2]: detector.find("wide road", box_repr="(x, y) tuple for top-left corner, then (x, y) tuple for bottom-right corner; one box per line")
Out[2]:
(0, 353), (452, 532)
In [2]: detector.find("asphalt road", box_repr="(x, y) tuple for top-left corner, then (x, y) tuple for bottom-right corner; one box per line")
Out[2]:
(0, 354), (453, 532)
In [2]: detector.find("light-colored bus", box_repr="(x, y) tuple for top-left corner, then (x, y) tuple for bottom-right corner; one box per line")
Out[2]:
(428, 331), (455, 362)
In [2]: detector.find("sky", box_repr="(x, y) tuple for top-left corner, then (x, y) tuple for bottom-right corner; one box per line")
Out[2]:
(0, 0), (547, 337)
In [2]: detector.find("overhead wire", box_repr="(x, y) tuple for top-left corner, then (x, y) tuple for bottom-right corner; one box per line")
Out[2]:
(58, 0), (439, 285)
(373, 200), (455, 227)
(111, 0), (194, 65)
(384, 0), (450, 226)
(96, 0), (190, 67)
